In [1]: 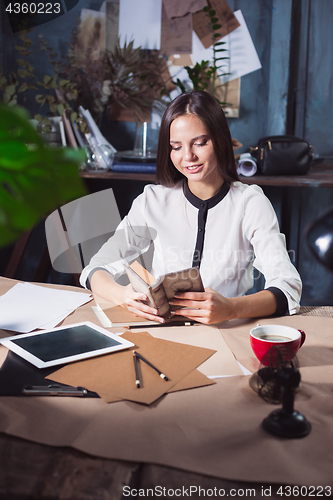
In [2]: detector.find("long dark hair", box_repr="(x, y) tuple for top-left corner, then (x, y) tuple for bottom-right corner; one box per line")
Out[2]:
(156, 91), (239, 186)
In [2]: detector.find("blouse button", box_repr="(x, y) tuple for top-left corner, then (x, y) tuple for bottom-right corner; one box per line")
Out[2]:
(199, 228), (202, 232)
(200, 203), (204, 207)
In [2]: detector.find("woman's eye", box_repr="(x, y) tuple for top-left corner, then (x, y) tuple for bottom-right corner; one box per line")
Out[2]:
(194, 141), (208, 147)
(171, 145), (181, 151)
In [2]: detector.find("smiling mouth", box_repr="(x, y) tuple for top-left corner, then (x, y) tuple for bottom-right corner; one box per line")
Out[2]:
(185, 164), (203, 172)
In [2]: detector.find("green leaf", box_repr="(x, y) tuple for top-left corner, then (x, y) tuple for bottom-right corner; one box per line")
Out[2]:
(4, 85), (16, 97)
(41, 117), (50, 126)
(17, 83), (28, 93)
(57, 104), (65, 116)
(17, 69), (28, 78)
(209, 10), (216, 17)
(59, 79), (70, 86)
(43, 75), (52, 84)
(0, 102), (86, 247)
(46, 95), (55, 103)
(213, 24), (222, 30)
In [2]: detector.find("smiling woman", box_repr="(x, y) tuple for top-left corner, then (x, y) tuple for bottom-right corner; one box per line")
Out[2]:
(169, 114), (223, 200)
(80, 91), (302, 325)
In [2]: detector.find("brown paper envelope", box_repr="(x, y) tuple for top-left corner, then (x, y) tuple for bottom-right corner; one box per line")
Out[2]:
(163, 0), (206, 20)
(141, 324), (244, 377)
(48, 331), (216, 405)
(161, 5), (192, 55)
(192, 0), (240, 49)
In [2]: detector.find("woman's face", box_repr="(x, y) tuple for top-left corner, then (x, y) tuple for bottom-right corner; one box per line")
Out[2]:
(169, 113), (223, 196)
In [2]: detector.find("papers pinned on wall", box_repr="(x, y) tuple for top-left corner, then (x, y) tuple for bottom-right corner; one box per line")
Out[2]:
(78, 1), (262, 120)
(190, 10), (262, 84)
(118, 0), (163, 50)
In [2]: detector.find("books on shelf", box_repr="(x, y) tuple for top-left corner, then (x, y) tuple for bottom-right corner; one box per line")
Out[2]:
(111, 162), (156, 173)
(62, 109), (78, 149)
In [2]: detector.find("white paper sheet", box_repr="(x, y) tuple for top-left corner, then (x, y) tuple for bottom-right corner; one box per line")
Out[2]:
(118, 0), (162, 50)
(190, 10), (262, 84)
(0, 283), (92, 333)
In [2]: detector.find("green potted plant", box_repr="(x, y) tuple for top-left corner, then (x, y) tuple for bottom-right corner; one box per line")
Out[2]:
(0, 102), (86, 249)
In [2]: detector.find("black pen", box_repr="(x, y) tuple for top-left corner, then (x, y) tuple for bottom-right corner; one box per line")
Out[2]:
(133, 352), (141, 388)
(22, 385), (88, 396)
(129, 320), (195, 329)
(133, 351), (169, 381)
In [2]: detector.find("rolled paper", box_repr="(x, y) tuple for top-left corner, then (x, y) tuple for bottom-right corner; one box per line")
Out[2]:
(237, 153), (257, 177)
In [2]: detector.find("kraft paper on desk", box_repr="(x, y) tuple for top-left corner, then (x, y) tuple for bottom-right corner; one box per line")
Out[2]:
(143, 324), (244, 378)
(48, 331), (216, 405)
(92, 293), (244, 378)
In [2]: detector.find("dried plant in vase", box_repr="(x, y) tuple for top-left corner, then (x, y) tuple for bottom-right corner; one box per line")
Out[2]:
(1, 19), (174, 135)
(38, 25), (174, 125)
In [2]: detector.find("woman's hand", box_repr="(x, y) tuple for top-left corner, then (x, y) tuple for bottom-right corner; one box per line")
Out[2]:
(90, 269), (165, 323)
(118, 284), (166, 323)
(169, 287), (278, 324)
(169, 287), (235, 325)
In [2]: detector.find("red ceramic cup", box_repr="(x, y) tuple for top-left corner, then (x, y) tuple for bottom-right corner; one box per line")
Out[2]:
(250, 325), (306, 366)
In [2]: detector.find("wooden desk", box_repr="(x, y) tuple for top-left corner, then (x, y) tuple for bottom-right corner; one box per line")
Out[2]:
(0, 291), (332, 500)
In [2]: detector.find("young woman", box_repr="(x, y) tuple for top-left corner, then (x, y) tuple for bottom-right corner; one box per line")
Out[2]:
(80, 91), (302, 324)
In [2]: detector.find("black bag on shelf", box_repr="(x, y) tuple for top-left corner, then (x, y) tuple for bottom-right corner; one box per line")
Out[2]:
(250, 135), (314, 176)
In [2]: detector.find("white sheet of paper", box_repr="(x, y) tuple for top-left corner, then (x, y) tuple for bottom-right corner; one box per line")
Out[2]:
(0, 283), (92, 333)
(118, 0), (162, 50)
(190, 10), (261, 84)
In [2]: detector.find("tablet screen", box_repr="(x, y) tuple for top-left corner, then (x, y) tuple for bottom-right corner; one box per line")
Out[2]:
(0, 322), (134, 368)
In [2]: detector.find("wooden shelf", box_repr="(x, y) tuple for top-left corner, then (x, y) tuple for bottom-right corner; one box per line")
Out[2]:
(80, 161), (333, 188)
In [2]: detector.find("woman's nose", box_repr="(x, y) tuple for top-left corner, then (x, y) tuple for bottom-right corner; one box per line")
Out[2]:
(183, 146), (197, 161)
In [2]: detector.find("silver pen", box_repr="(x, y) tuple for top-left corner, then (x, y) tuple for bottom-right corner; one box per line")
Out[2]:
(22, 385), (88, 396)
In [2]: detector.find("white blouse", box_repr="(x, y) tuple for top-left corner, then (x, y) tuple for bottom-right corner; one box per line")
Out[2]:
(80, 181), (302, 315)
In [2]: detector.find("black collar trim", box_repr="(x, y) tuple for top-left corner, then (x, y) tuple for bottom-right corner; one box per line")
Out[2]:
(183, 180), (230, 209)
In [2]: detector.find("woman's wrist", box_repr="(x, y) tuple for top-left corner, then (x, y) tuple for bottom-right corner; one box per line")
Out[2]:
(90, 269), (126, 305)
(228, 290), (277, 320)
